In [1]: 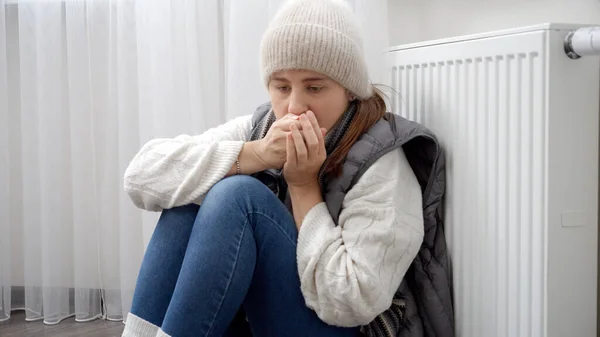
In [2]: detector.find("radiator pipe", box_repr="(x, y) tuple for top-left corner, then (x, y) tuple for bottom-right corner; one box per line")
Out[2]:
(564, 26), (600, 59)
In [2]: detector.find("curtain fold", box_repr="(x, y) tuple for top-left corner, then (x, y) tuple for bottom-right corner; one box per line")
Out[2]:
(0, 0), (10, 323)
(0, 0), (389, 325)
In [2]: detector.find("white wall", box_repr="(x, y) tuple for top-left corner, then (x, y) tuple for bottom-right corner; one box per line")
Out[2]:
(388, 0), (600, 46)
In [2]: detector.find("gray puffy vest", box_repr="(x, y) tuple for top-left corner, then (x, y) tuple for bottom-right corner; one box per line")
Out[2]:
(250, 104), (455, 337)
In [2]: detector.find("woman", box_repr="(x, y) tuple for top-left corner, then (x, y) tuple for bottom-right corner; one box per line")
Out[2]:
(121, 0), (427, 336)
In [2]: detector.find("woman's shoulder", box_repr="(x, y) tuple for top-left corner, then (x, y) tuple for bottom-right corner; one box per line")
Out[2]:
(356, 147), (419, 188)
(341, 146), (424, 230)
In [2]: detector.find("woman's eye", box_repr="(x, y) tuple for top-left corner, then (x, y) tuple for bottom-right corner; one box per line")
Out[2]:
(277, 86), (290, 93)
(308, 86), (323, 93)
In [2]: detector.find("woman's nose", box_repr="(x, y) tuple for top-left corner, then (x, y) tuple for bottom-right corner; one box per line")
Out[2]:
(287, 92), (308, 116)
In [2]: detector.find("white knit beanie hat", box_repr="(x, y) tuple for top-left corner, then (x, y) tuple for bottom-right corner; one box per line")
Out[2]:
(260, 0), (373, 99)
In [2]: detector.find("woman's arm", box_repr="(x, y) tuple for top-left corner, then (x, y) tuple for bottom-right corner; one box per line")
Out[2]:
(295, 147), (424, 327)
(124, 115), (265, 211)
(224, 141), (271, 177)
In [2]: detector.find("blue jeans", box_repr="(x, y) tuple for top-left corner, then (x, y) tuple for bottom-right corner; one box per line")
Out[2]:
(129, 175), (360, 337)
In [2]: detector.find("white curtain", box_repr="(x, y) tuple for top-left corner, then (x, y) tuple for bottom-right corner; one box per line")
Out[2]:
(0, 0), (389, 325)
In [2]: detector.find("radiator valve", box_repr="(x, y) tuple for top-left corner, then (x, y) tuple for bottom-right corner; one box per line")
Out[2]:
(564, 26), (600, 59)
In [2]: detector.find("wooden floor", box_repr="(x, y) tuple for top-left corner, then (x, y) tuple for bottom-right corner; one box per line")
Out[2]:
(0, 310), (125, 337)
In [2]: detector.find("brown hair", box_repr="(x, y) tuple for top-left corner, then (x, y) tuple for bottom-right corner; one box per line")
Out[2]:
(321, 86), (387, 179)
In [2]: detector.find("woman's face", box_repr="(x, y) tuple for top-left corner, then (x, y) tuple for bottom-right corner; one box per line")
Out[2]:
(268, 69), (351, 132)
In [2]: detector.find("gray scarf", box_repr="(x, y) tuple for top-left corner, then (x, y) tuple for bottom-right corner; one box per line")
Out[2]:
(249, 101), (358, 211)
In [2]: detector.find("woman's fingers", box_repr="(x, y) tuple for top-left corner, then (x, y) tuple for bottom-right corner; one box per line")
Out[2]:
(286, 131), (297, 166)
(307, 111), (325, 151)
(300, 113), (319, 159)
(276, 117), (302, 132)
(290, 123), (307, 163)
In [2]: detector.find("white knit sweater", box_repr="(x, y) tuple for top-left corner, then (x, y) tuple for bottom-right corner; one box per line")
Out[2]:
(123, 115), (424, 328)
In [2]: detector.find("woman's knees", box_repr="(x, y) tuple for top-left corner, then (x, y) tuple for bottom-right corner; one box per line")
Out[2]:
(214, 175), (266, 192)
(158, 176), (275, 223)
(206, 176), (273, 206)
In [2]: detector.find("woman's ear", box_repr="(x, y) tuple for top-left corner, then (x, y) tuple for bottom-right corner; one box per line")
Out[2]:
(346, 90), (356, 102)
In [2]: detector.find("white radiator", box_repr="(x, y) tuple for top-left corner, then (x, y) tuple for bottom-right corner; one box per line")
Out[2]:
(387, 23), (599, 337)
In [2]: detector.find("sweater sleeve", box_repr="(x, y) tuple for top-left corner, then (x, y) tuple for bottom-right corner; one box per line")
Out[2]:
(123, 115), (253, 211)
(296, 147), (424, 327)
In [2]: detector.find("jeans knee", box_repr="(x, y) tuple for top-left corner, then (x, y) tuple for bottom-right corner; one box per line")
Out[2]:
(212, 175), (269, 197)
(204, 176), (275, 210)
(203, 176), (296, 244)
